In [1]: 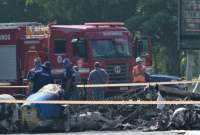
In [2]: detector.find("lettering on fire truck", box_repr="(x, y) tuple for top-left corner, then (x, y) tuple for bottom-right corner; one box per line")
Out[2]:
(0, 34), (11, 41)
(56, 56), (63, 64)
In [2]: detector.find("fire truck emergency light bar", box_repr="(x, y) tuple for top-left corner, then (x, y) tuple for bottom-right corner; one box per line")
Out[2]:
(84, 22), (124, 27)
(0, 22), (41, 27)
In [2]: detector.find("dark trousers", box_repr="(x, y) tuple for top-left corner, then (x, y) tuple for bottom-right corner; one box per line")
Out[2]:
(92, 88), (104, 100)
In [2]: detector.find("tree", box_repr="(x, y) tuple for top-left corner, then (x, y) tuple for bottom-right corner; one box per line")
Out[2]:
(1, 0), (181, 76)
(126, 0), (180, 76)
(0, 0), (43, 22)
(32, 0), (139, 24)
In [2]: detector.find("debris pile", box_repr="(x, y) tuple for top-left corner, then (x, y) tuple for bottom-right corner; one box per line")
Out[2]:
(64, 103), (179, 132)
(0, 94), (19, 133)
(169, 106), (200, 130)
(62, 86), (183, 132)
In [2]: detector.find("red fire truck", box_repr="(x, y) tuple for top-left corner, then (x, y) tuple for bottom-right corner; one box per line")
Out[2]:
(0, 22), (152, 96)
(48, 23), (152, 83)
(0, 22), (48, 96)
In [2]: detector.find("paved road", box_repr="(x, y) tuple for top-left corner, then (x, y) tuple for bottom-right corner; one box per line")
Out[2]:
(9, 130), (200, 135)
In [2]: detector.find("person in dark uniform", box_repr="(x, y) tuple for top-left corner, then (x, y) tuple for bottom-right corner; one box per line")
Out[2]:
(62, 58), (74, 99)
(70, 65), (81, 99)
(27, 57), (42, 95)
(31, 61), (53, 94)
(27, 57), (42, 81)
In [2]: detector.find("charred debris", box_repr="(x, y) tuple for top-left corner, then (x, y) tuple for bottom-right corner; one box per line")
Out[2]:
(0, 84), (200, 133)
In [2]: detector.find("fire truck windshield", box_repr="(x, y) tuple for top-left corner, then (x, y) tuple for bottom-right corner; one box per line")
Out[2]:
(91, 39), (131, 58)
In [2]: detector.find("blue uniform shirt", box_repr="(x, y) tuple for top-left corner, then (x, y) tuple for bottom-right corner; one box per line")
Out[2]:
(32, 68), (53, 93)
(27, 66), (42, 81)
(63, 64), (74, 80)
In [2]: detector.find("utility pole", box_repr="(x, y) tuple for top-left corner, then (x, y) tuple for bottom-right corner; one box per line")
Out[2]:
(198, 51), (200, 74)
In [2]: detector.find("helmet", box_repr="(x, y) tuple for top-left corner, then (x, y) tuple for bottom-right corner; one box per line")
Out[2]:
(136, 57), (143, 63)
(73, 65), (79, 71)
(62, 58), (70, 65)
(42, 61), (51, 69)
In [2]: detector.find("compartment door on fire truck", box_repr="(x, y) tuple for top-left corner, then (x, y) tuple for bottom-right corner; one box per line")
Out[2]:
(51, 38), (67, 76)
(72, 37), (87, 59)
(72, 37), (88, 74)
(0, 45), (17, 81)
(53, 38), (66, 64)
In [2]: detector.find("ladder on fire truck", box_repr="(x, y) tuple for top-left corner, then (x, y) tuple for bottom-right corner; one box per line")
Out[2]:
(25, 24), (48, 38)
(0, 22), (48, 38)
(0, 22), (42, 29)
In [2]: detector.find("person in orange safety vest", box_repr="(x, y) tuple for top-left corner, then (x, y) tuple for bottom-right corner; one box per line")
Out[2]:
(132, 57), (146, 83)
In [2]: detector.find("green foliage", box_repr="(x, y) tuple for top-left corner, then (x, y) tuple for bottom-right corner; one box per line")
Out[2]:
(0, 0), (43, 22)
(126, 0), (180, 76)
(25, 0), (33, 5)
(0, 0), (184, 76)
(32, 0), (139, 24)
(126, 0), (177, 40)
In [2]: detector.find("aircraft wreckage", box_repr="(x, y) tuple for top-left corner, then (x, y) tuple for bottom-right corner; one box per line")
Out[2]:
(0, 83), (199, 133)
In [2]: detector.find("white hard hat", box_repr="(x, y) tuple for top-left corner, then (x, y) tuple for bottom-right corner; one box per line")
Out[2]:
(136, 57), (143, 63)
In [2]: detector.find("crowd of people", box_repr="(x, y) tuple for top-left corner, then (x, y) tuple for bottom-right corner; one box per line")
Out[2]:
(27, 56), (147, 100)
(27, 57), (111, 100)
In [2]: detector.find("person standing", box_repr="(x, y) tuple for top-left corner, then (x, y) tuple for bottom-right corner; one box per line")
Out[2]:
(132, 57), (146, 83)
(70, 65), (81, 99)
(27, 57), (42, 81)
(31, 61), (54, 94)
(62, 58), (74, 99)
(88, 62), (109, 100)
(27, 57), (42, 95)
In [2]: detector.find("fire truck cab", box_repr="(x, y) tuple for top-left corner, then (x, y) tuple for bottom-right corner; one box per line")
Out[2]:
(49, 22), (136, 85)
